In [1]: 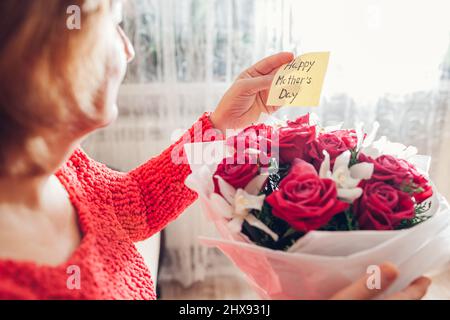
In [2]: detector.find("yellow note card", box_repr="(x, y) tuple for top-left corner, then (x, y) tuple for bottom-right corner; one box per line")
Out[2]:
(267, 52), (330, 107)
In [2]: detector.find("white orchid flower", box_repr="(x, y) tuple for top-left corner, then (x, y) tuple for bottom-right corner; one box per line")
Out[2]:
(209, 175), (279, 241)
(355, 121), (380, 151)
(360, 136), (417, 160)
(319, 150), (374, 203)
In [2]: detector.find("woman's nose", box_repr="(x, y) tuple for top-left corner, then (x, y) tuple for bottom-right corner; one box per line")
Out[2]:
(117, 26), (135, 63)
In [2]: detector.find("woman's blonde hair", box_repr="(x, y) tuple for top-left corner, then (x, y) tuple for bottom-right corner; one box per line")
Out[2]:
(0, 0), (110, 176)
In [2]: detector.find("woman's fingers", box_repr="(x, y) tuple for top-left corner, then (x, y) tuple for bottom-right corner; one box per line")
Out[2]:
(265, 105), (282, 114)
(236, 73), (275, 95)
(386, 276), (431, 300)
(234, 69), (283, 114)
(331, 262), (399, 300)
(243, 52), (294, 78)
(331, 262), (431, 300)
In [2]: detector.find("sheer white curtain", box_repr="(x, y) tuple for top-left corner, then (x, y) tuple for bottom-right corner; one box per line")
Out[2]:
(83, 0), (450, 287)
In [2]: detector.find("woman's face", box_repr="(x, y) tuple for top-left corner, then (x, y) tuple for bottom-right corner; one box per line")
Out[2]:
(90, 0), (135, 128)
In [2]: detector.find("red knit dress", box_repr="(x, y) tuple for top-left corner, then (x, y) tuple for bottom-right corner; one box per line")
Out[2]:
(0, 113), (216, 300)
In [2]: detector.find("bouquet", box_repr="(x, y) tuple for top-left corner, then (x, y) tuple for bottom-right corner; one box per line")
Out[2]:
(185, 113), (450, 299)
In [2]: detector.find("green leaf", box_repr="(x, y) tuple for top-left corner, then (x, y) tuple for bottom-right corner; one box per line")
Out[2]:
(396, 200), (432, 230)
(349, 148), (359, 167)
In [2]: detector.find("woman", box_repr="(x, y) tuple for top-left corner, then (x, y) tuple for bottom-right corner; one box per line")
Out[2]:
(0, 0), (430, 299)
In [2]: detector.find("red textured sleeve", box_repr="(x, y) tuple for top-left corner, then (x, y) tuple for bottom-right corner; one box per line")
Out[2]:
(80, 113), (221, 242)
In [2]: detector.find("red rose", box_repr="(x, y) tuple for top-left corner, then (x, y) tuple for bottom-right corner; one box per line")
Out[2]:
(265, 159), (349, 232)
(227, 124), (274, 148)
(414, 184), (433, 203)
(359, 154), (411, 184)
(333, 129), (358, 149)
(226, 130), (258, 151)
(307, 129), (358, 169)
(287, 114), (310, 127)
(354, 181), (415, 230)
(277, 125), (316, 164)
(243, 123), (275, 138)
(402, 159), (433, 203)
(214, 153), (259, 193)
(226, 124), (274, 165)
(359, 154), (433, 203)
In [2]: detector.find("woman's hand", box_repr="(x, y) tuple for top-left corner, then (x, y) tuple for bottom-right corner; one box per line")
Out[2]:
(210, 52), (294, 133)
(331, 262), (431, 300)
